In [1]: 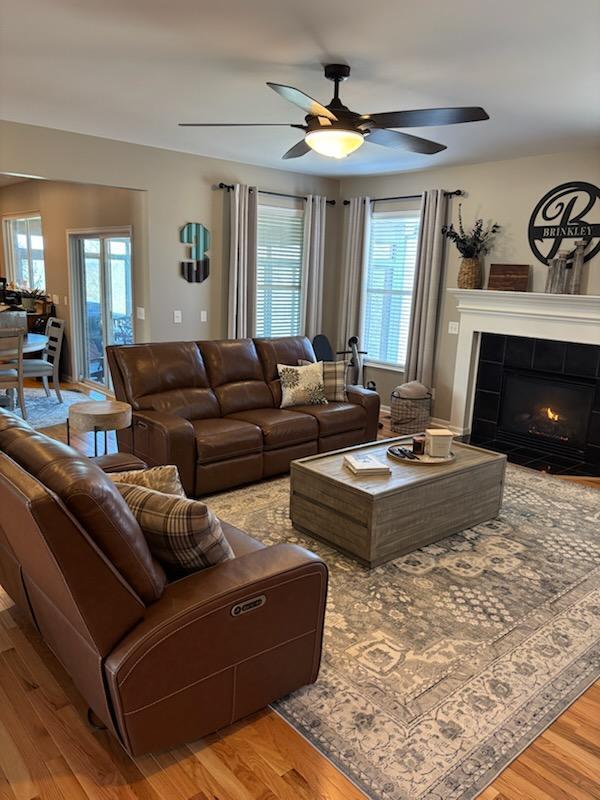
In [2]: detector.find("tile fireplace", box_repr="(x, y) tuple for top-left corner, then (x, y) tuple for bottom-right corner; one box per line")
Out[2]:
(448, 290), (600, 475)
(470, 334), (600, 474)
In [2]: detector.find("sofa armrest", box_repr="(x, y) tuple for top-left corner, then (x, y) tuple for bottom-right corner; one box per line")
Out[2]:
(130, 410), (196, 495)
(346, 384), (380, 440)
(104, 543), (327, 755)
(92, 453), (148, 473)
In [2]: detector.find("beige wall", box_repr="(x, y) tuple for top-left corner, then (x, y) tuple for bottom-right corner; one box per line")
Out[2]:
(340, 148), (600, 418)
(0, 121), (338, 351)
(0, 178), (145, 376)
(2, 120), (597, 419)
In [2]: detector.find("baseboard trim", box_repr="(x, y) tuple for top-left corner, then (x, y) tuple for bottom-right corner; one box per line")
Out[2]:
(380, 407), (467, 437)
(430, 417), (469, 436)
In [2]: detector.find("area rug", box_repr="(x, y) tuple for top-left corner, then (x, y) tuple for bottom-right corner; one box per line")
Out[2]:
(2, 387), (85, 429)
(209, 467), (600, 800)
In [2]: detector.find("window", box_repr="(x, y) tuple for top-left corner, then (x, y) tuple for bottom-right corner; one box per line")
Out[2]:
(2, 214), (46, 290)
(362, 210), (420, 368)
(256, 203), (304, 337)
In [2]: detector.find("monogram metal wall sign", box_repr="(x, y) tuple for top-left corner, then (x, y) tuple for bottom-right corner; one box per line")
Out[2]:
(180, 222), (210, 282)
(528, 181), (600, 264)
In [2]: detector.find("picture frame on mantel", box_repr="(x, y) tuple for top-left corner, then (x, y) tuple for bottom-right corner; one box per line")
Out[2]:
(487, 263), (531, 292)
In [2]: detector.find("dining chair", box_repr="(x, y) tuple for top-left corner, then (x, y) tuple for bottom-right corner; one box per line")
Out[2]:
(22, 317), (65, 403)
(0, 328), (26, 419)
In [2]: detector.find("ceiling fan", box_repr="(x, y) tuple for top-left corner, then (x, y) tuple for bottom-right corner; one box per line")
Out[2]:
(179, 64), (489, 161)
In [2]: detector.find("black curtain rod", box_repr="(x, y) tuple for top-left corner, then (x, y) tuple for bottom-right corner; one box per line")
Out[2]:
(342, 189), (464, 206)
(218, 182), (336, 206)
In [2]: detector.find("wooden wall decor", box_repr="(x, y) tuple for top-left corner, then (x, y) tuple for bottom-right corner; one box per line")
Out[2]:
(487, 264), (530, 291)
(180, 222), (210, 283)
(528, 181), (600, 265)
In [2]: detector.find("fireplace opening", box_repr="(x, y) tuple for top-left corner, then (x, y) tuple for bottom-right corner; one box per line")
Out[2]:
(498, 371), (594, 455)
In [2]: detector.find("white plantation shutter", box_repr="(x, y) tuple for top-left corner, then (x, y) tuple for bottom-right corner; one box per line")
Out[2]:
(256, 203), (305, 337)
(362, 210), (420, 367)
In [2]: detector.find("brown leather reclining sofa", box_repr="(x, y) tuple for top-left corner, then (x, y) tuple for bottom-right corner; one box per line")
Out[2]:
(107, 335), (380, 496)
(0, 410), (327, 756)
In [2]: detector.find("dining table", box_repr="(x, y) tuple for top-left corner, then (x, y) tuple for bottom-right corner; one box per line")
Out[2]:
(0, 332), (49, 408)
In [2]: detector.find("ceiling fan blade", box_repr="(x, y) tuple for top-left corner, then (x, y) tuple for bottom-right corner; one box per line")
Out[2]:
(178, 122), (298, 127)
(282, 139), (311, 160)
(267, 83), (337, 121)
(366, 127), (446, 155)
(361, 107), (489, 128)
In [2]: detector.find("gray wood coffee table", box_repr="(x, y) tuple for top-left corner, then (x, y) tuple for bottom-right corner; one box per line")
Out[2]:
(290, 437), (506, 567)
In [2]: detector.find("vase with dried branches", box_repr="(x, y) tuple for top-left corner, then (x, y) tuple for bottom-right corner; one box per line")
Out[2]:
(442, 206), (500, 289)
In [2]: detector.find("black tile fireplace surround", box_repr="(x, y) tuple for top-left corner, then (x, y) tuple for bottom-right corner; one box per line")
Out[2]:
(470, 334), (600, 476)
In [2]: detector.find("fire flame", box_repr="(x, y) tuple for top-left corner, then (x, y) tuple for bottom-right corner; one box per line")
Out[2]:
(546, 407), (560, 422)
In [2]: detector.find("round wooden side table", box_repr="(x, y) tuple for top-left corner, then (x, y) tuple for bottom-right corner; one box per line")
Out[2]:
(67, 400), (132, 457)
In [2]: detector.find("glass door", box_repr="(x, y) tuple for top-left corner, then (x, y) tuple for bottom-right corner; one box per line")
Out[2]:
(72, 231), (133, 388)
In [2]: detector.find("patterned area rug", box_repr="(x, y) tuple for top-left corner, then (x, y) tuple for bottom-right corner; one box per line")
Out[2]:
(1, 387), (85, 429)
(209, 467), (600, 800)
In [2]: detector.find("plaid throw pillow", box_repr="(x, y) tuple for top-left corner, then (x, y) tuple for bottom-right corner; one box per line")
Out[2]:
(299, 359), (348, 402)
(109, 465), (185, 497)
(116, 484), (234, 572)
(278, 361), (328, 408)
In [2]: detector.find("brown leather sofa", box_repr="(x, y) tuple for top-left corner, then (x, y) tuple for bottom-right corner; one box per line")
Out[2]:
(0, 410), (327, 756)
(107, 335), (380, 496)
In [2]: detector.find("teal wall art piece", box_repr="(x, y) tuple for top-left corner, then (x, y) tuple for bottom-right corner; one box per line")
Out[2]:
(180, 222), (210, 283)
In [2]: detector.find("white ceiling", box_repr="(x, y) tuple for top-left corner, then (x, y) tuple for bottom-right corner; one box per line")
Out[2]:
(1, 0), (599, 177)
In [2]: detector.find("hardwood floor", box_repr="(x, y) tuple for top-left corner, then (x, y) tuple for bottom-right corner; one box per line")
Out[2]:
(0, 391), (598, 800)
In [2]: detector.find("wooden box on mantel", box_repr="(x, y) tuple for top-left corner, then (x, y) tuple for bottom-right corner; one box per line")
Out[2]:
(290, 438), (506, 568)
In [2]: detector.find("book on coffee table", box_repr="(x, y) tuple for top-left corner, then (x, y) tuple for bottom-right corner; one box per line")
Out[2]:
(343, 453), (391, 476)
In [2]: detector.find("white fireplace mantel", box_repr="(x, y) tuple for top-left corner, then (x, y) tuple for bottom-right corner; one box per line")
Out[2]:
(448, 289), (600, 435)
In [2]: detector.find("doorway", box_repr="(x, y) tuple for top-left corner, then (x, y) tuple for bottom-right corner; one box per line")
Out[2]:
(69, 229), (134, 388)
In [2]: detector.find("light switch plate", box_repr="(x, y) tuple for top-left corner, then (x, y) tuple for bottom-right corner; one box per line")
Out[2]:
(200, 310), (207, 322)
(136, 307), (145, 320)
(448, 321), (460, 335)
(63, 296), (68, 306)
(173, 309), (182, 324)
(52, 294), (60, 305)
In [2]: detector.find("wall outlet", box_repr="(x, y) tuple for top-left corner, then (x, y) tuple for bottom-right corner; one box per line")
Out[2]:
(448, 321), (460, 335)
(136, 306), (145, 320)
(200, 310), (207, 323)
(173, 309), (182, 324)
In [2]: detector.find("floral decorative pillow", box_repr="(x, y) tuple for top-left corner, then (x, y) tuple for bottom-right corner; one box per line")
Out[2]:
(299, 359), (348, 402)
(278, 361), (328, 408)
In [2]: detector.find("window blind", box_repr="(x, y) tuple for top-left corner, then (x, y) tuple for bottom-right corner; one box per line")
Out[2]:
(256, 204), (304, 337)
(362, 211), (420, 367)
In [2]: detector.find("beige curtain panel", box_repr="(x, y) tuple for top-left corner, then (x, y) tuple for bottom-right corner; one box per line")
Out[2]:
(337, 196), (370, 350)
(301, 194), (327, 339)
(405, 189), (448, 388)
(227, 184), (258, 339)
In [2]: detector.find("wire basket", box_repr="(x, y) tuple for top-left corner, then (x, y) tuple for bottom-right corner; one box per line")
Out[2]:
(390, 391), (432, 435)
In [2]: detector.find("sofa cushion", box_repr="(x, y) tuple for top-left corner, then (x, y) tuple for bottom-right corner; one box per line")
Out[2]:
(136, 388), (220, 419)
(109, 342), (220, 419)
(279, 362), (327, 408)
(254, 336), (316, 407)
(0, 415), (165, 604)
(228, 408), (318, 450)
(192, 418), (263, 464)
(116, 484), (234, 573)
(109, 465), (185, 497)
(199, 339), (273, 415)
(299, 359), (348, 402)
(289, 403), (367, 437)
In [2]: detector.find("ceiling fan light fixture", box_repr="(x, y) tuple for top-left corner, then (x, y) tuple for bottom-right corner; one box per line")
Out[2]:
(305, 127), (364, 159)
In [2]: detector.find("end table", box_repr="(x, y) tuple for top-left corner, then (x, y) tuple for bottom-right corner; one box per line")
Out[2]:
(67, 400), (132, 457)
